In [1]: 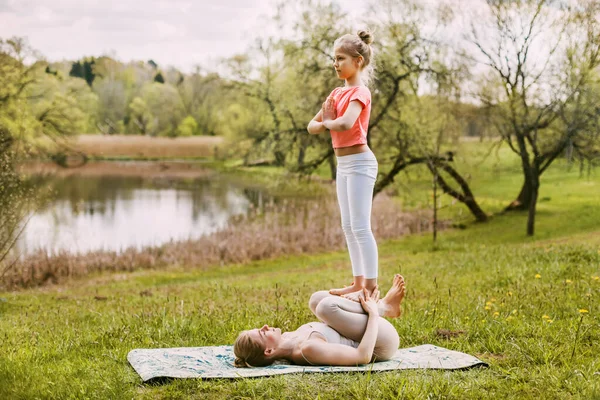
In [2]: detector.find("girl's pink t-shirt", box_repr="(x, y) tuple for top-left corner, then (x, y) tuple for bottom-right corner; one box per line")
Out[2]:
(328, 86), (371, 149)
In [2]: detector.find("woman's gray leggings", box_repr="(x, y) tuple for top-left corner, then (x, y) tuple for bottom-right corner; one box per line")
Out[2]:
(309, 291), (399, 361)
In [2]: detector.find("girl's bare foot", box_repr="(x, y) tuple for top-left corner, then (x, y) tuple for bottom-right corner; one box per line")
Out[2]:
(329, 283), (364, 296)
(378, 274), (406, 318)
(342, 285), (377, 302)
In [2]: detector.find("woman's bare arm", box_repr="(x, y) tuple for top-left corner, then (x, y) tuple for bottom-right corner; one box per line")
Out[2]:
(300, 312), (379, 365)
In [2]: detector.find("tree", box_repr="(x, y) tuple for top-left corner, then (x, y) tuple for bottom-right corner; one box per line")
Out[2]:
(128, 97), (153, 134)
(224, 0), (349, 172)
(139, 82), (185, 136)
(467, 0), (600, 235)
(1, 37), (92, 149)
(176, 115), (198, 136)
(94, 77), (127, 134)
(222, 0), (488, 222)
(0, 126), (32, 276)
(69, 57), (96, 87)
(154, 71), (165, 84)
(0, 37), (89, 273)
(178, 69), (225, 136)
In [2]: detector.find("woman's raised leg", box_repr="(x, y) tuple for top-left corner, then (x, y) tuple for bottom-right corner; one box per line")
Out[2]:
(314, 294), (399, 360)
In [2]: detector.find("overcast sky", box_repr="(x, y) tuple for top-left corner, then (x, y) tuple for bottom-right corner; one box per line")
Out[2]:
(0, 0), (369, 72)
(0, 0), (566, 81)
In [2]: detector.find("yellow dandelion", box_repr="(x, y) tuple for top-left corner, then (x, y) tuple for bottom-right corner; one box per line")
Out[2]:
(465, 316), (470, 320)
(565, 279), (572, 284)
(512, 309), (518, 314)
(493, 312), (499, 317)
(579, 309), (589, 314)
(507, 291), (513, 296)
(592, 276), (599, 281)
(542, 315), (550, 319)
(535, 274), (541, 279)
(486, 301), (493, 306)
(546, 319), (553, 323)
(484, 305), (492, 310)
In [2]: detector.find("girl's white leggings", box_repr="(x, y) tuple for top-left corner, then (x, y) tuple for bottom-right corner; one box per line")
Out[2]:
(335, 151), (378, 279)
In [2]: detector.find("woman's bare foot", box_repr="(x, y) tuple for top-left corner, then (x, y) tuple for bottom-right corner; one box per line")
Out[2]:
(329, 283), (364, 296)
(378, 274), (406, 318)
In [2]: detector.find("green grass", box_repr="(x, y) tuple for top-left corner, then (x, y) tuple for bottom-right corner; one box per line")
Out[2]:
(1, 140), (599, 399)
(1, 226), (599, 398)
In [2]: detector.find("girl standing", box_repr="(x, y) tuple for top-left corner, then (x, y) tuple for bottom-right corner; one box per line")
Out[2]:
(307, 30), (378, 301)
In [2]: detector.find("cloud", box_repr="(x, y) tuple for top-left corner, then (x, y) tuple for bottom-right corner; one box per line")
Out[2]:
(0, 0), (381, 71)
(0, 0), (282, 71)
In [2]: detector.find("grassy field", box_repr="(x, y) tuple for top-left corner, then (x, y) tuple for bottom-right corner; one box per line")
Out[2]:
(1, 139), (599, 399)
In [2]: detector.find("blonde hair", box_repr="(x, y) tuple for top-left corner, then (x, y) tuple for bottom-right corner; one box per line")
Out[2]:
(233, 330), (275, 368)
(334, 30), (375, 85)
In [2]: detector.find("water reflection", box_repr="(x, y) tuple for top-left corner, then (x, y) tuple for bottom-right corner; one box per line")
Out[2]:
(16, 173), (270, 255)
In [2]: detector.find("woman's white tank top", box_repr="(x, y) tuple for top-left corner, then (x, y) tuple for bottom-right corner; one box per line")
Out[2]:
(305, 322), (358, 348)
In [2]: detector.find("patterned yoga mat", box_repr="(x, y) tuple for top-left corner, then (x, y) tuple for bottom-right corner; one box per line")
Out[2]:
(128, 344), (487, 381)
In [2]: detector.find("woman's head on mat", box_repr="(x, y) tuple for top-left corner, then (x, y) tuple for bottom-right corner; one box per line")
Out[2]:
(234, 325), (282, 367)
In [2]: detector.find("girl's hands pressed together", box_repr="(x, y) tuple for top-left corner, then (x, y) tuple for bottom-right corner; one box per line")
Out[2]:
(359, 287), (380, 316)
(322, 97), (336, 124)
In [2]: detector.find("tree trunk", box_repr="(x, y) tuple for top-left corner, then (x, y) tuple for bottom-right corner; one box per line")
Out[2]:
(328, 154), (336, 180)
(504, 180), (533, 211)
(274, 149), (286, 167)
(506, 138), (570, 212)
(432, 168), (438, 242)
(463, 196), (489, 222)
(431, 162), (489, 223)
(526, 167), (540, 236)
(297, 139), (306, 167)
(526, 184), (538, 236)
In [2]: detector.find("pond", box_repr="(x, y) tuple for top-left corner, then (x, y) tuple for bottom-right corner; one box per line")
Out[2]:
(15, 162), (276, 255)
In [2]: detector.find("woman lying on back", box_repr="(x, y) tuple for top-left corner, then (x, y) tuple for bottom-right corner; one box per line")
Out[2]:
(233, 275), (406, 367)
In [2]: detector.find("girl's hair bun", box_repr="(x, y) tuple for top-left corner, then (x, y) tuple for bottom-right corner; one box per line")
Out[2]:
(357, 30), (373, 45)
